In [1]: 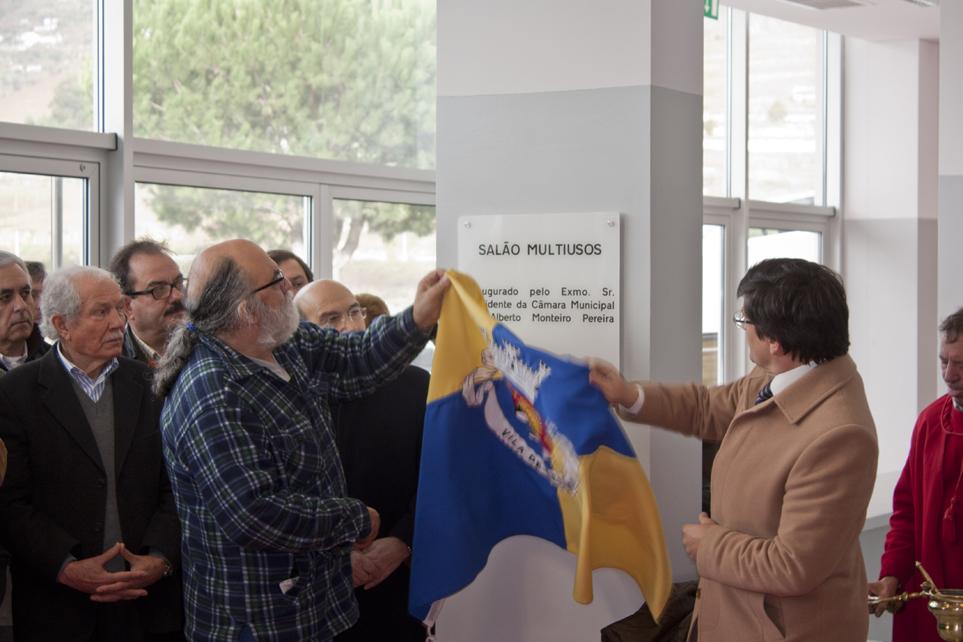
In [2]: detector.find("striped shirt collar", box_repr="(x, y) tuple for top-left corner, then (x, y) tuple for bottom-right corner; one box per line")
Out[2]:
(56, 343), (119, 402)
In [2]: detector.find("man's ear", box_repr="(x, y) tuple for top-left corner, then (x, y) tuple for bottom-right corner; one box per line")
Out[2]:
(237, 298), (255, 325)
(51, 314), (70, 341)
(768, 338), (784, 356)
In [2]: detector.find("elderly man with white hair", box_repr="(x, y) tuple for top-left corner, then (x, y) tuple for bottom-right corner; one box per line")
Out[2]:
(0, 265), (183, 642)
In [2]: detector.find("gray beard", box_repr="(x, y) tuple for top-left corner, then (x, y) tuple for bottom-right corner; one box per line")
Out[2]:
(249, 293), (300, 349)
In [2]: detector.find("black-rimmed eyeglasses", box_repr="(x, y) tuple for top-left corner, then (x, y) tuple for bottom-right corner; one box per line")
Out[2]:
(126, 276), (186, 301)
(250, 269), (286, 295)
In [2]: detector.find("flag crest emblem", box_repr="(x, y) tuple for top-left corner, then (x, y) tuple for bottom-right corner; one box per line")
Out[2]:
(410, 270), (672, 623)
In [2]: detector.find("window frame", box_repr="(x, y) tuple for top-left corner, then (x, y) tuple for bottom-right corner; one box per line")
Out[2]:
(0, 144), (101, 269)
(704, 7), (842, 381)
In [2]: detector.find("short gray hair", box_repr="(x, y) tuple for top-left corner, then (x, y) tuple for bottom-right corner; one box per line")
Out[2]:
(0, 251), (27, 274)
(941, 307), (963, 345)
(40, 266), (118, 341)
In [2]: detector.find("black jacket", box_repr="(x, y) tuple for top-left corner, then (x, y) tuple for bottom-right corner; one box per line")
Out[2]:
(0, 323), (50, 604)
(333, 365), (429, 642)
(0, 324), (49, 374)
(122, 325), (154, 366)
(0, 350), (182, 641)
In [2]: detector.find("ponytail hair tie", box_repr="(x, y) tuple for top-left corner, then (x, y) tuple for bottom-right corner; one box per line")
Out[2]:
(185, 322), (197, 332)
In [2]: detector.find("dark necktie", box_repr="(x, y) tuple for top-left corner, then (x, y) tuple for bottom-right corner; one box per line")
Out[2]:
(755, 383), (773, 405)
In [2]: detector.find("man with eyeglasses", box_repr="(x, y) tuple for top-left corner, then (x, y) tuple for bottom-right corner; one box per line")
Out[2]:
(108, 239), (187, 367)
(153, 240), (448, 642)
(296, 279), (429, 642)
(589, 258), (877, 642)
(0, 266), (183, 642)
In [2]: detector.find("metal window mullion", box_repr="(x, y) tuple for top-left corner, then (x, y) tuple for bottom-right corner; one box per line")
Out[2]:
(819, 30), (829, 208)
(317, 184), (334, 280)
(51, 177), (64, 268)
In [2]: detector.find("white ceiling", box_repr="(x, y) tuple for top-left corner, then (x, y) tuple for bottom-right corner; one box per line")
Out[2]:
(721, 0), (939, 41)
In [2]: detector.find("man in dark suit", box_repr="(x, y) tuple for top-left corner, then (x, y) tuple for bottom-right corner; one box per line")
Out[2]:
(0, 265), (183, 642)
(0, 251), (49, 611)
(296, 279), (428, 642)
(108, 239), (186, 367)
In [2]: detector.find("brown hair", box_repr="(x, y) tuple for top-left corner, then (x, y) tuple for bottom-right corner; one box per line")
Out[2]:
(355, 293), (389, 328)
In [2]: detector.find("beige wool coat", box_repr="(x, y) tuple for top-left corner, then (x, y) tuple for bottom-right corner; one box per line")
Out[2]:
(621, 355), (878, 642)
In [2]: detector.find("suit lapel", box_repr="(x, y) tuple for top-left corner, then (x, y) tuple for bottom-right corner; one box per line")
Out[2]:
(112, 360), (144, 475)
(37, 349), (105, 473)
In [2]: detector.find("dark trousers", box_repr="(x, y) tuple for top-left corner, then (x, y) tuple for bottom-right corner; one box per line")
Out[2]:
(89, 603), (185, 642)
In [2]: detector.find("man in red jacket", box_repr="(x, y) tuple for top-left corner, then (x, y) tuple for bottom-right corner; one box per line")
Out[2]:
(870, 307), (963, 641)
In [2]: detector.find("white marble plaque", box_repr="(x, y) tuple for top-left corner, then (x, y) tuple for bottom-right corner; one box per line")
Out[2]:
(457, 212), (621, 368)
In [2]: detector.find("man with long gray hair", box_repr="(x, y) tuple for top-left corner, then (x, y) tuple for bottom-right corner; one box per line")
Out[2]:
(0, 265), (183, 642)
(154, 239), (449, 642)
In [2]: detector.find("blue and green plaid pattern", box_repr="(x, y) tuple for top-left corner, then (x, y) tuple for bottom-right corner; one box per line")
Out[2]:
(161, 310), (429, 642)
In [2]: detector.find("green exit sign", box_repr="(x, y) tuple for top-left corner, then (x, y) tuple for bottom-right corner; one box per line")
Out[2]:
(705, 0), (719, 19)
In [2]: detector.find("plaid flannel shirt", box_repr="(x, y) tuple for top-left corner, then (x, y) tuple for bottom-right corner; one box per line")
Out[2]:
(161, 310), (429, 642)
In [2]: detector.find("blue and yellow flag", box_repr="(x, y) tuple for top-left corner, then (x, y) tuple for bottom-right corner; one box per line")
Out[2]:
(409, 271), (671, 622)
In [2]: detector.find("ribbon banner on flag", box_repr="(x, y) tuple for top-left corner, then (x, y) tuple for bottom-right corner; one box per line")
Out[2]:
(409, 270), (671, 626)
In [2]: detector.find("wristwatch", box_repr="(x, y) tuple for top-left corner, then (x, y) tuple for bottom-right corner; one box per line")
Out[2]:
(160, 558), (174, 578)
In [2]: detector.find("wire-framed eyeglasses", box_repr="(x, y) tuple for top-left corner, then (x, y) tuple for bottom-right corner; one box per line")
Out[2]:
(318, 305), (367, 329)
(732, 313), (753, 329)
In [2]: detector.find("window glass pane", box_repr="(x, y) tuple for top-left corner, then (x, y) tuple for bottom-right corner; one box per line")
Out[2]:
(134, 0), (436, 169)
(701, 225), (725, 513)
(748, 15), (821, 204)
(747, 227), (820, 266)
(703, 11), (727, 197)
(0, 0), (95, 130)
(135, 184), (309, 270)
(0, 171), (85, 267)
(333, 199), (435, 315)
(702, 224), (724, 386)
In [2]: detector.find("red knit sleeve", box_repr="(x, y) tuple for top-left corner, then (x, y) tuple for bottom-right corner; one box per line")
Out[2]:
(878, 413), (923, 584)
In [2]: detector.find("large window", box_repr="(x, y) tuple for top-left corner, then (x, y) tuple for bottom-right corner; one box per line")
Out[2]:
(0, 0), (95, 130)
(133, 0), (436, 169)
(333, 199), (436, 314)
(135, 183), (311, 271)
(747, 227), (821, 266)
(703, 11), (728, 198)
(702, 224), (725, 387)
(0, 171), (86, 267)
(748, 15), (823, 204)
(0, 1), (436, 283)
(703, 6), (839, 383)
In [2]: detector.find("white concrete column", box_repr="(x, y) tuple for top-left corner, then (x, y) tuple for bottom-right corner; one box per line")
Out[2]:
(437, 2), (704, 635)
(939, 1), (963, 323)
(843, 37), (939, 480)
(843, 37), (939, 642)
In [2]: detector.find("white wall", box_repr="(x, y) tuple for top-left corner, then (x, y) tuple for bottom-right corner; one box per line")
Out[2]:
(843, 36), (939, 483)
(845, 35), (941, 642)
(435, 2), (704, 639)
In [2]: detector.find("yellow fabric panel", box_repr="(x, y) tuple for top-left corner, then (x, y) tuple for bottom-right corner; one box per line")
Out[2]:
(559, 446), (672, 621)
(426, 270), (497, 404)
